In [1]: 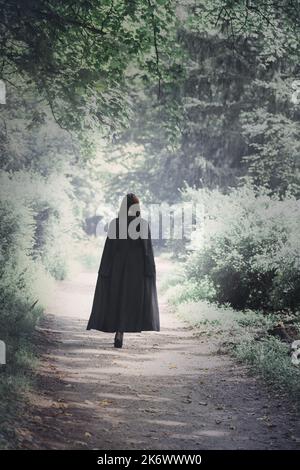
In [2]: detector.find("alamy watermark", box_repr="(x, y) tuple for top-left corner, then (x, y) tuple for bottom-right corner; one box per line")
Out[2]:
(0, 340), (6, 365)
(95, 201), (205, 247)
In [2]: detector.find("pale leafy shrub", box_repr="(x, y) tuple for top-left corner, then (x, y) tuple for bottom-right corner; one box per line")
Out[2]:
(183, 185), (300, 310)
(0, 171), (64, 396)
(0, 170), (78, 280)
(0, 197), (42, 381)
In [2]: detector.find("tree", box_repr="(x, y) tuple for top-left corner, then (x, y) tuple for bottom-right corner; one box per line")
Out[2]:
(0, 0), (177, 132)
(103, 0), (300, 199)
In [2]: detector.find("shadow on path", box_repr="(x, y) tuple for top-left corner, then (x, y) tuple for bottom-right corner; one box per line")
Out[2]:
(17, 257), (300, 449)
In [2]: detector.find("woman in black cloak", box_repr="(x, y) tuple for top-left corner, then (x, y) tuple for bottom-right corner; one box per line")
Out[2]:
(86, 193), (160, 348)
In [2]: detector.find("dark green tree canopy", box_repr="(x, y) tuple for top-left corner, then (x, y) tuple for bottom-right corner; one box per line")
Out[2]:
(0, 0), (176, 131)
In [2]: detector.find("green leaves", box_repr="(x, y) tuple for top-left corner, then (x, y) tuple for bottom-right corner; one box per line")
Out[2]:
(184, 186), (300, 311)
(0, 0), (177, 133)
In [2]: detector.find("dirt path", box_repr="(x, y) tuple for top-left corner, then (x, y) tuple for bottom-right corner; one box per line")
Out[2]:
(19, 257), (299, 450)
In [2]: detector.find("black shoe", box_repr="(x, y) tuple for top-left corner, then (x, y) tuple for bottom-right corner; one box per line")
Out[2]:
(114, 332), (123, 348)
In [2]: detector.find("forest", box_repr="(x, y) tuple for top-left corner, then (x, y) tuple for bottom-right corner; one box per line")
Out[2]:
(0, 0), (300, 450)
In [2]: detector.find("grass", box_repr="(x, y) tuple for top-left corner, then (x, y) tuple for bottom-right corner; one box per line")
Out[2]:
(0, 266), (54, 448)
(164, 274), (300, 400)
(0, 336), (39, 449)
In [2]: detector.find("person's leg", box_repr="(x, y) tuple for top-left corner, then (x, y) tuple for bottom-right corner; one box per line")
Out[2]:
(115, 331), (123, 341)
(114, 331), (124, 348)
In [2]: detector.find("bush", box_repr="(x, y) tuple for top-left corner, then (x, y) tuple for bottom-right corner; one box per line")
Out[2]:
(0, 196), (45, 394)
(0, 170), (71, 404)
(0, 169), (79, 447)
(183, 185), (300, 311)
(0, 170), (79, 280)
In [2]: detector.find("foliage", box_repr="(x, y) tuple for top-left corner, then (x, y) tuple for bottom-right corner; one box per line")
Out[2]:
(167, 295), (300, 398)
(242, 104), (300, 196)
(0, 195), (47, 393)
(0, 0), (177, 133)
(175, 300), (277, 335)
(163, 276), (216, 306)
(0, 170), (79, 279)
(104, 0), (300, 201)
(234, 335), (300, 396)
(183, 185), (300, 311)
(0, 89), (76, 174)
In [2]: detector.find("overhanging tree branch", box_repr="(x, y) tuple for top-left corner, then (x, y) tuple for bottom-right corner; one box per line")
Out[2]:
(147, 0), (162, 99)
